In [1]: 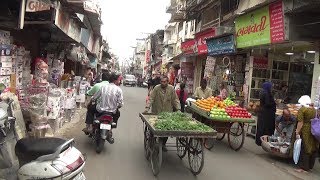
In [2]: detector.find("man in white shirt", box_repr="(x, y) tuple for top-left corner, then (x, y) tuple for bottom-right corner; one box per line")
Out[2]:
(83, 73), (123, 134)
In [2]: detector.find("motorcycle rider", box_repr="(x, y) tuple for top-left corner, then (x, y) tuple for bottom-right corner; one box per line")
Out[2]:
(84, 73), (123, 141)
(83, 72), (110, 133)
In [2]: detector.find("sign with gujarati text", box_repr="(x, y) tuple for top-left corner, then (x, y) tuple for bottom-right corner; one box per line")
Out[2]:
(207, 35), (236, 56)
(26, 0), (51, 12)
(235, 0), (284, 48)
(195, 28), (216, 55)
(181, 40), (197, 56)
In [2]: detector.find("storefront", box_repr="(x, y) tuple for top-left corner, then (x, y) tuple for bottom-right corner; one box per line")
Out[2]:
(205, 34), (247, 103)
(234, 0), (320, 107)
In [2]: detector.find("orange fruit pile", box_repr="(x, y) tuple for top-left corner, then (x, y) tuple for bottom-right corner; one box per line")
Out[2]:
(195, 96), (226, 112)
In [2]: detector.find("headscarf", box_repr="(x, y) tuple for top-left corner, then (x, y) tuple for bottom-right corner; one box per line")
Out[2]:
(298, 95), (311, 107)
(262, 82), (272, 93)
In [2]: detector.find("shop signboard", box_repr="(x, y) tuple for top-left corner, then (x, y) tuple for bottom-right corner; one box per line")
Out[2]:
(195, 28), (216, 55)
(26, 0), (51, 12)
(145, 50), (151, 63)
(207, 35), (236, 56)
(181, 40), (197, 56)
(235, 0), (284, 48)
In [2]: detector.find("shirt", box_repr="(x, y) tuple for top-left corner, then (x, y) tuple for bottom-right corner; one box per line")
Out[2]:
(276, 115), (296, 126)
(146, 85), (180, 114)
(194, 87), (212, 99)
(86, 81), (109, 96)
(93, 83), (123, 113)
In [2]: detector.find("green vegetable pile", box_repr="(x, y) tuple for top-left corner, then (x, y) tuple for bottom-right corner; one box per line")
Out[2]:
(154, 112), (212, 132)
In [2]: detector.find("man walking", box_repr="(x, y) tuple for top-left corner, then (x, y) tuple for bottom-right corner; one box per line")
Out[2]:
(145, 76), (180, 151)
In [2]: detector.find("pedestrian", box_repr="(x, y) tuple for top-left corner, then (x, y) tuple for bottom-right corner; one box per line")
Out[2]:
(219, 83), (228, 100)
(176, 83), (188, 112)
(144, 75), (181, 151)
(294, 95), (319, 172)
(255, 82), (276, 146)
(193, 79), (212, 99)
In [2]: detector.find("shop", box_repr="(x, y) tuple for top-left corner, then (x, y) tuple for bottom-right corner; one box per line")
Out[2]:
(204, 34), (247, 103)
(234, 0), (319, 107)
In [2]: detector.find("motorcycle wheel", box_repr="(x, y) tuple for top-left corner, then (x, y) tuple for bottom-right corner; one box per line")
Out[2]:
(95, 133), (105, 154)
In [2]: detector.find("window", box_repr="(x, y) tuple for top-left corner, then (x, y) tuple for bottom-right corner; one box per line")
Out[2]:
(185, 22), (189, 36)
(221, 0), (240, 15)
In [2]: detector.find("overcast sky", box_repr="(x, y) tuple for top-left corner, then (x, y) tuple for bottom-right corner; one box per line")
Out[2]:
(100, 0), (170, 63)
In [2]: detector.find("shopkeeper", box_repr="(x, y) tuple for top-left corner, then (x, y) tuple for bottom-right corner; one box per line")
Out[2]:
(274, 109), (296, 140)
(193, 79), (212, 99)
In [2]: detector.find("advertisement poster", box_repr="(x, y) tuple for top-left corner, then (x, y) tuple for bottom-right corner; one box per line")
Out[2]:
(235, 1), (284, 48)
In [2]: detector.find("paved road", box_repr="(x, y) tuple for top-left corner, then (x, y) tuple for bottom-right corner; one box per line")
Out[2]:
(61, 86), (319, 180)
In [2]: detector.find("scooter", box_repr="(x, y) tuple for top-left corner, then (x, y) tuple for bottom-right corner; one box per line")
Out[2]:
(84, 112), (116, 153)
(15, 137), (86, 179)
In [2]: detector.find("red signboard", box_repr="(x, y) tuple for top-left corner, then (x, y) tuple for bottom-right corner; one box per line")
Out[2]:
(181, 40), (196, 55)
(145, 50), (151, 63)
(195, 28), (216, 55)
(269, 1), (285, 43)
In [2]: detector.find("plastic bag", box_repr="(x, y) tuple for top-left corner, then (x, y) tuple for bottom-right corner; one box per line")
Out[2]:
(293, 135), (302, 164)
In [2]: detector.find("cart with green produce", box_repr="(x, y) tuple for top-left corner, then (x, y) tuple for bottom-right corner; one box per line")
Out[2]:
(187, 102), (255, 151)
(139, 112), (217, 176)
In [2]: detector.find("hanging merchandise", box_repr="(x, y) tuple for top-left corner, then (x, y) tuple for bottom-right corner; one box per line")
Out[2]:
(34, 57), (49, 84)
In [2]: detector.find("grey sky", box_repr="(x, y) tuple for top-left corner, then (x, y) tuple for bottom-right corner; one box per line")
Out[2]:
(101, 0), (170, 62)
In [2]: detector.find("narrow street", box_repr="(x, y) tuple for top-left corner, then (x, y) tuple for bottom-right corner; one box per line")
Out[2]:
(60, 87), (320, 180)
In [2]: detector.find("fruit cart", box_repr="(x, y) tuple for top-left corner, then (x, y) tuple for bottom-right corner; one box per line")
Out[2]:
(187, 103), (255, 151)
(139, 113), (217, 176)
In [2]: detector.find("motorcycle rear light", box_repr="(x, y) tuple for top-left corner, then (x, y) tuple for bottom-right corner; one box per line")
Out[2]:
(52, 164), (70, 174)
(66, 157), (84, 171)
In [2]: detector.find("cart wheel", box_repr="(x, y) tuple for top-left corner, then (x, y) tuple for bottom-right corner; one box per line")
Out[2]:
(144, 126), (152, 160)
(150, 138), (163, 176)
(204, 138), (214, 150)
(176, 137), (188, 159)
(188, 138), (204, 176)
(228, 122), (245, 151)
(216, 133), (226, 141)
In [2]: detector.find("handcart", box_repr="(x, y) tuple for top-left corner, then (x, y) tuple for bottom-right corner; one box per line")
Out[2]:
(187, 103), (255, 151)
(139, 113), (217, 176)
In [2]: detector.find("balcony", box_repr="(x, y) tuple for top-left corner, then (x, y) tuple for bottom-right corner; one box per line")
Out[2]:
(169, 4), (186, 23)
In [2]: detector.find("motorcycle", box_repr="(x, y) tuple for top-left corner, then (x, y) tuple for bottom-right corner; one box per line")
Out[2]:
(15, 137), (86, 179)
(84, 112), (116, 153)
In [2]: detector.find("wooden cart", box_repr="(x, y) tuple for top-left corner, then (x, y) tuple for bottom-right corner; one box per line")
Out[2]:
(187, 104), (255, 151)
(139, 113), (217, 176)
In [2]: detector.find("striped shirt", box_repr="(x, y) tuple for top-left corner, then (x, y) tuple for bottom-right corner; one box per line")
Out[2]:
(93, 83), (123, 113)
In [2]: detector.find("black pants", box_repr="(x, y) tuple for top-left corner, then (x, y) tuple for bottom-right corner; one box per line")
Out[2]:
(85, 103), (121, 127)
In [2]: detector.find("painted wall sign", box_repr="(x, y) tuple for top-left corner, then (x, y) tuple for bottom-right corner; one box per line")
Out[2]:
(26, 0), (51, 12)
(207, 35), (236, 56)
(235, 0), (284, 48)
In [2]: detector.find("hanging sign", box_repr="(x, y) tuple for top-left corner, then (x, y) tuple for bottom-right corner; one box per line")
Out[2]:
(207, 35), (236, 56)
(181, 40), (197, 56)
(235, 0), (284, 48)
(26, 0), (51, 12)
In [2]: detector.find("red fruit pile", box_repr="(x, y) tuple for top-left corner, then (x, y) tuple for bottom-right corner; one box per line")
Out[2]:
(225, 106), (252, 119)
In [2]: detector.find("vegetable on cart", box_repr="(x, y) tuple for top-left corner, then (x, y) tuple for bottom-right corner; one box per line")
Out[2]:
(139, 112), (217, 176)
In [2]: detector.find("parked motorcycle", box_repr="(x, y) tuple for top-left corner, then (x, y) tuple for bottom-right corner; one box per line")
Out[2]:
(0, 99), (17, 168)
(84, 113), (116, 153)
(15, 137), (86, 179)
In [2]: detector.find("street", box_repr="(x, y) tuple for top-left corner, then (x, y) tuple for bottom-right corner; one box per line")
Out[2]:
(60, 86), (320, 180)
